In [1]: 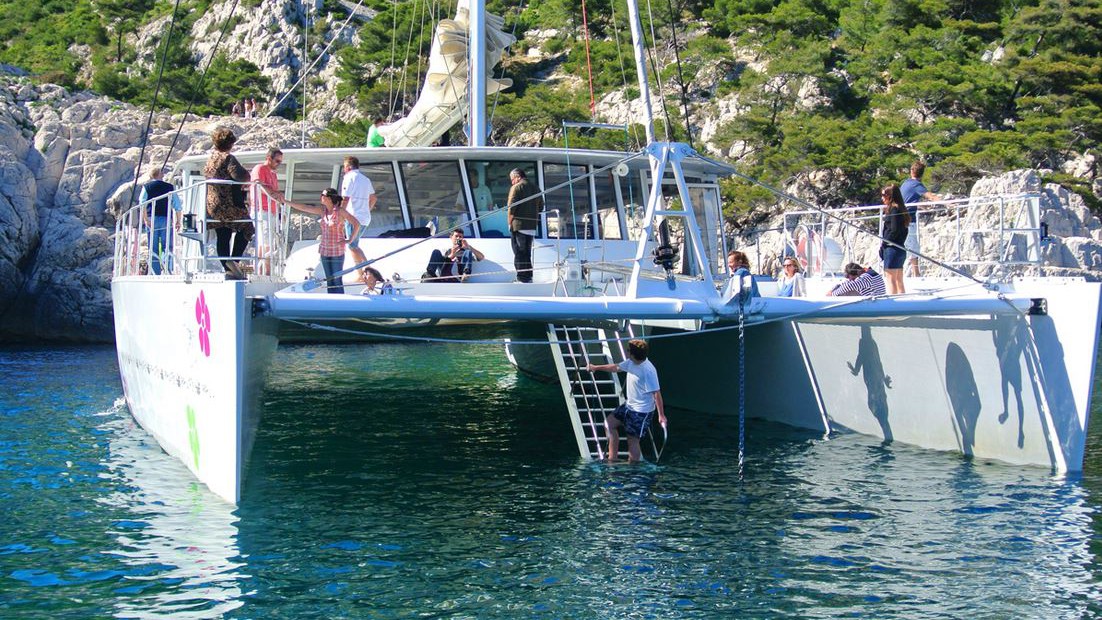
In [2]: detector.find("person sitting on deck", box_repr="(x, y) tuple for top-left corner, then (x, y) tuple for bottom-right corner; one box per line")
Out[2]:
(360, 266), (395, 295)
(724, 250), (760, 302)
(422, 229), (485, 283)
(828, 262), (887, 297)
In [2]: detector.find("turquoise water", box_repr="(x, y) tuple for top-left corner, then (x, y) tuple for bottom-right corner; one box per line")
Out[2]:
(2, 343), (1101, 618)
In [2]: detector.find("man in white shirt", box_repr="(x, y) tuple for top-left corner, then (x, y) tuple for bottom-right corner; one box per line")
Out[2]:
(340, 156), (378, 280)
(587, 339), (667, 463)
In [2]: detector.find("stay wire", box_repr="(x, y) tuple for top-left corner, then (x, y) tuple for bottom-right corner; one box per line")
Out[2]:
(695, 151), (996, 288)
(262, 0), (368, 120)
(663, 0), (694, 148)
(160, 0), (242, 172)
(643, 0), (673, 141)
(387, 0), (399, 119)
(488, 0), (528, 131)
(128, 0), (185, 210)
(609, 0), (642, 150)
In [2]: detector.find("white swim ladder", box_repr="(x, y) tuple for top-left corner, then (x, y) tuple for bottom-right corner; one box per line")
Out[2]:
(547, 323), (665, 462)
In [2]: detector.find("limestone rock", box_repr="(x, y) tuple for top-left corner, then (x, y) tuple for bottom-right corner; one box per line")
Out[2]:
(0, 73), (319, 342)
(0, 147), (38, 310)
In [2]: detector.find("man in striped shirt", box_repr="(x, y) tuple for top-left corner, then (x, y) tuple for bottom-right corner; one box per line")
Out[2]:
(828, 262), (887, 296)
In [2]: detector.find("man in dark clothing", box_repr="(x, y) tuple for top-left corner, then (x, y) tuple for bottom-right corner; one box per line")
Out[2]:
(506, 168), (541, 283)
(138, 168), (181, 275)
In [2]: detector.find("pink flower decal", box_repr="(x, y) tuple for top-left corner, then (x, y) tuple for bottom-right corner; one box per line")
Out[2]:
(195, 291), (212, 357)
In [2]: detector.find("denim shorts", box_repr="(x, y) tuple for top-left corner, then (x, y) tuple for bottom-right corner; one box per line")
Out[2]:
(882, 245), (907, 270)
(612, 403), (654, 438)
(345, 221), (368, 249)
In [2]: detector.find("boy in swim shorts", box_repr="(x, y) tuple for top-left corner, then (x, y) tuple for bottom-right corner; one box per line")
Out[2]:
(587, 339), (667, 462)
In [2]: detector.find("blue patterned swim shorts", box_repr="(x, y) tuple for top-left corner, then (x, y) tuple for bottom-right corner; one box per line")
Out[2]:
(611, 403), (654, 438)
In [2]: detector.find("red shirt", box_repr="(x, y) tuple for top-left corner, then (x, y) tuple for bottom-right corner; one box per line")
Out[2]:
(318, 209), (346, 257)
(251, 163), (279, 214)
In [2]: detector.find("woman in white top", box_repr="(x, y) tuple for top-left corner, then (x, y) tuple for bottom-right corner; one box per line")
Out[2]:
(776, 257), (806, 297)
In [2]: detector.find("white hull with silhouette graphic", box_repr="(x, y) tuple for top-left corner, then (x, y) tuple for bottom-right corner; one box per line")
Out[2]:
(110, 0), (1102, 503)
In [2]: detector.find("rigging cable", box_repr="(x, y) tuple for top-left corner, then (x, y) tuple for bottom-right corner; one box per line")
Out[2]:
(488, 0), (528, 131)
(387, 0), (400, 119)
(128, 0), (185, 209)
(579, 0), (597, 116)
(643, 0), (674, 141)
(159, 0), (243, 171)
(608, 0), (643, 151)
(261, 0), (369, 119)
(664, 0), (694, 148)
(695, 150), (999, 288)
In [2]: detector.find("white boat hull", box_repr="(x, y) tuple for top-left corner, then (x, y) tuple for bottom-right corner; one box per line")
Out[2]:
(649, 279), (1101, 472)
(113, 277), (280, 503)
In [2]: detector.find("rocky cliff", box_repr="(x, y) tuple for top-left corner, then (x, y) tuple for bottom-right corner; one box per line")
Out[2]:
(0, 74), (320, 342)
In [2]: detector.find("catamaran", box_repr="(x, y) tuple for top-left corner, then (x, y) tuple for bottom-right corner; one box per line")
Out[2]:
(112, 0), (1102, 503)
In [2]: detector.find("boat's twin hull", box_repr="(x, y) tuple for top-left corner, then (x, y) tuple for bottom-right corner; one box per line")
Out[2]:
(651, 280), (1100, 471)
(113, 277), (279, 503)
(114, 275), (1101, 503)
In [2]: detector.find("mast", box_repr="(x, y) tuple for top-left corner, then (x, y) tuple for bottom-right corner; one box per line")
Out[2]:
(469, 0), (488, 146)
(625, 0), (656, 145)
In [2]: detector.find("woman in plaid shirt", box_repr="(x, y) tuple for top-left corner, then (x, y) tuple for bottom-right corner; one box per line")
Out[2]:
(289, 187), (356, 294)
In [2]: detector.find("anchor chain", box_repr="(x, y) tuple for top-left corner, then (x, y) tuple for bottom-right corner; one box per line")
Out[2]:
(737, 295), (747, 478)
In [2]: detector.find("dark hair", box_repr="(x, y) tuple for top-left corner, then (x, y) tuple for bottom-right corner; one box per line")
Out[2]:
(728, 250), (750, 269)
(844, 263), (865, 278)
(881, 184), (911, 226)
(320, 187), (341, 202)
(211, 127), (236, 152)
(343, 156), (360, 169)
(267, 147), (283, 160)
(911, 161), (926, 178)
(628, 339), (649, 362)
(363, 266), (383, 281)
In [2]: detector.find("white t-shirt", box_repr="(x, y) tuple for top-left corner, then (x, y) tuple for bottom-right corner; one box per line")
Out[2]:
(618, 358), (660, 413)
(341, 170), (375, 227)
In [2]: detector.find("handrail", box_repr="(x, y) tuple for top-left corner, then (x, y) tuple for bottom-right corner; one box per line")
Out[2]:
(739, 192), (1043, 281)
(113, 179), (289, 279)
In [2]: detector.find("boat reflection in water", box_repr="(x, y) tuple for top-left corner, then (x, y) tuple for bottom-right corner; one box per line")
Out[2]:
(98, 401), (245, 618)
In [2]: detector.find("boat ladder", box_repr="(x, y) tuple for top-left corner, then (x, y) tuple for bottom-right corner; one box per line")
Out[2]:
(547, 323), (664, 462)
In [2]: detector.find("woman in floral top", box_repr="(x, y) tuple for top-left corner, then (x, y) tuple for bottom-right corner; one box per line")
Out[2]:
(203, 127), (254, 278)
(289, 187), (355, 294)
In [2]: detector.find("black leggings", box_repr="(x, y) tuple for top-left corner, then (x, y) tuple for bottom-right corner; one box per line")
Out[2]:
(214, 227), (252, 272)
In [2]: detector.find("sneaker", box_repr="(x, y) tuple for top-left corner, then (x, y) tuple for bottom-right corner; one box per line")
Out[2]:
(421, 271), (433, 281)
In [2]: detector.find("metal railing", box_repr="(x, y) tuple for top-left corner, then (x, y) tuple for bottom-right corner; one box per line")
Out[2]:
(113, 179), (291, 279)
(738, 193), (1043, 279)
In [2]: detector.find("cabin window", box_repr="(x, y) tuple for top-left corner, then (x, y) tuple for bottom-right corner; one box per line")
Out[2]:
(623, 171), (648, 241)
(402, 161), (472, 236)
(287, 162), (337, 206)
(688, 185), (725, 275)
(465, 159), (511, 237)
(462, 161), (518, 238)
(593, 168), (624, 240)
(543, 163), (594, 240)
(358, 162), (403, 236)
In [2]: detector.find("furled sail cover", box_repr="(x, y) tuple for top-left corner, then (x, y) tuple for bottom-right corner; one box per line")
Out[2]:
(378, 1), (516, 147)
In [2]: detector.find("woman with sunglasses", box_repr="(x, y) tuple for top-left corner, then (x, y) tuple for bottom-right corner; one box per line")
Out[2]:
(880, 184), (911, 295)
(776, 258), (806, 297)
(288, 188), (356, 294)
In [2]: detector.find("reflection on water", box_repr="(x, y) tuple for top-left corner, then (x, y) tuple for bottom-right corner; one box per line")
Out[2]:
(99, 406), (244, 619)
(1, 344), (1101, 618)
